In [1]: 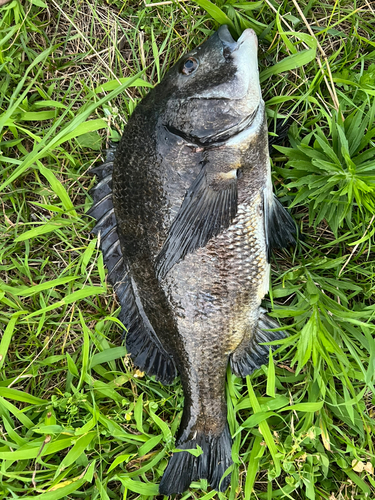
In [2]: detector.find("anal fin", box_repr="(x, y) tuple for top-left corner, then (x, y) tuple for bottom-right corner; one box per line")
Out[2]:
(88, 146), (177, 385)
(230, 310), (285, 378)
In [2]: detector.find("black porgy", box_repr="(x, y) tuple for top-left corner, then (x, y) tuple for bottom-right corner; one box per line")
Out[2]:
(88, 25), (296, 494)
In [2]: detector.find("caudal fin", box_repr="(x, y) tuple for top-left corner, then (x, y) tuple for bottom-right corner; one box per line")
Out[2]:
(159, 425), (232, 495)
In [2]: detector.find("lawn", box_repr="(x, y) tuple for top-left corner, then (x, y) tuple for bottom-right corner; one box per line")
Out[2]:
(0, 0), (375, 499)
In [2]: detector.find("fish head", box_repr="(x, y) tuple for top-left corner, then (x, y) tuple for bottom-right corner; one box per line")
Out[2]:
(156, 25), (263, 146)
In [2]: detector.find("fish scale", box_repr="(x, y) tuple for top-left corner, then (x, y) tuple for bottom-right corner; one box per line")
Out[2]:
(88, 25), (296, 495)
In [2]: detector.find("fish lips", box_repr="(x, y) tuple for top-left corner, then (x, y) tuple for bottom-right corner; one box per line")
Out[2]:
(195, 25), (261, 103)
(218, 25), (258, 55)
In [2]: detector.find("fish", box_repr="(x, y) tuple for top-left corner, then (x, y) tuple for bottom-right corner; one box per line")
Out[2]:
(88, 25), (296, 495)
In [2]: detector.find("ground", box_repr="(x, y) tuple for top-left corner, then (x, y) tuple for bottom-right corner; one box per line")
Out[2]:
(0, 0), (375, 499)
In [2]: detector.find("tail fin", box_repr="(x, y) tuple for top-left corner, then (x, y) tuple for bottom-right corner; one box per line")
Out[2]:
(159, 425), (232, 495)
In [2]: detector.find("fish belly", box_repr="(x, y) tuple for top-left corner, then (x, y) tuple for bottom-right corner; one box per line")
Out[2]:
(163, 190), (268, 434)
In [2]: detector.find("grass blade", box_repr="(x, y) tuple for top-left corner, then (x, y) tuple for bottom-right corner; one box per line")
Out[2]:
(192, 0), (236, 32)
(246, 378), (281, 477)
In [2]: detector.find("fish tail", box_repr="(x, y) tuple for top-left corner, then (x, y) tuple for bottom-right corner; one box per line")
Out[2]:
(159, 424), (232, 495)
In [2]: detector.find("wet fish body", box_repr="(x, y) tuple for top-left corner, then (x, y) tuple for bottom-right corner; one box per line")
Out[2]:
(89, 26), (295, 494)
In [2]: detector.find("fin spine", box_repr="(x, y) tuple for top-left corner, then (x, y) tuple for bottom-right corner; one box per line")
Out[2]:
(88, 146), (176, 384)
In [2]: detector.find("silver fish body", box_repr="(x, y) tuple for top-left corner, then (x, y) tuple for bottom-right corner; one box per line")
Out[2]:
(88, 25), (295, 494)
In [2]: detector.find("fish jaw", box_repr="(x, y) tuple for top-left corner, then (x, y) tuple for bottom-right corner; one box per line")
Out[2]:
(231, 28), (262, 115)
(193, 25), (261, 116)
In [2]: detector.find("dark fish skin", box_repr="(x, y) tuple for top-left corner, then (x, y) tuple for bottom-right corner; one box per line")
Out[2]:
(89, 25), (296, 495)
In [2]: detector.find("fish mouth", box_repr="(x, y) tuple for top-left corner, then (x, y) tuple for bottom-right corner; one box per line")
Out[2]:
(217, 25), (258, 54)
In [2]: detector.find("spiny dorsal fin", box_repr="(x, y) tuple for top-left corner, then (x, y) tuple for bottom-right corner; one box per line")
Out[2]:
(88, 147), (177, 384)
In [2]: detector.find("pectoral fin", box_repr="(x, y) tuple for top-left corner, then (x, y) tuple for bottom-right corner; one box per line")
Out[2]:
(155, 166), (238, 279)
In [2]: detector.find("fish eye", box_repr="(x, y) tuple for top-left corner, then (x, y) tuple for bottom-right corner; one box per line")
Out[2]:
(180, 57), (199, 76)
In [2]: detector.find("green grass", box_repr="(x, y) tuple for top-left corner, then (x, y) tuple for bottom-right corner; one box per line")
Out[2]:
(1, 0), (375, 499)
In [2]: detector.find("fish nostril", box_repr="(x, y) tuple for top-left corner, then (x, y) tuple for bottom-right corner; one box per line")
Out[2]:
(223, 46), (232, 59)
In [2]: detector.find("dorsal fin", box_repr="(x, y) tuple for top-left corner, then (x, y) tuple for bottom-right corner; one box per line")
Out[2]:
(88, 146), (177, 384)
